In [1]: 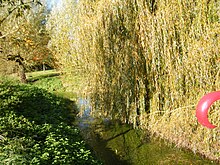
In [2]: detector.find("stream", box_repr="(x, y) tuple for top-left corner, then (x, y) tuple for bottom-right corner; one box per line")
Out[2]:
(76, 98), (218, 165)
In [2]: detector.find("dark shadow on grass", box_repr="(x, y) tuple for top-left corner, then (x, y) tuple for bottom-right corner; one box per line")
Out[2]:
(0, 81), (105, 164)
(1, 82), (129, 164)
(0, 82), (76, 125)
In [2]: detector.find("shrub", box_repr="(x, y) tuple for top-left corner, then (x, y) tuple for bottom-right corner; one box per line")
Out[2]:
(0, 80), (102, 164)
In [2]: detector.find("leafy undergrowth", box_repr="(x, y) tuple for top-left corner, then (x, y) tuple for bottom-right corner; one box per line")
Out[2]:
(27, 70), (63, 93)
(28, 70), (78, 100)
(0, 79), (102, 165)
(30, 76), (63, 93)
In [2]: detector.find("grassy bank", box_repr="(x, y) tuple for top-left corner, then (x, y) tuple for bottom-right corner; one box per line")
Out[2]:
(86, 120), (218, 165)
(0, 72), (102, 164)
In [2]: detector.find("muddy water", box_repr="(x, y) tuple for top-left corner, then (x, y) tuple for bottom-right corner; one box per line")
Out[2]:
(76, 98), (218, 165)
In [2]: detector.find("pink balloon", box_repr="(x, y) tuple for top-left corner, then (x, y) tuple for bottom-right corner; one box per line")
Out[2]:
(196, 91), (220, 129)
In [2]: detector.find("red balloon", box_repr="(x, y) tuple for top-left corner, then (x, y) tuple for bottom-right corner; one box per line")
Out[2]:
(196, 91), (220, 129)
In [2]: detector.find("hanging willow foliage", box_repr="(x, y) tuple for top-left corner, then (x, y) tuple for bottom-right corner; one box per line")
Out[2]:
(48, 0), (220, 162)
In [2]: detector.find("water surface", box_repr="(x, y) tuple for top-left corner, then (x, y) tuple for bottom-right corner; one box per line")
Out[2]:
(76, 98), (218, 165)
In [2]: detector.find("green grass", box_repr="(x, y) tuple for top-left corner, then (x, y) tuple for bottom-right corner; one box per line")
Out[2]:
(26, 70), (61, 82)
(27, 70), (79, 100)
(30, 76), (63, 92)
(0, 72), (102, 165)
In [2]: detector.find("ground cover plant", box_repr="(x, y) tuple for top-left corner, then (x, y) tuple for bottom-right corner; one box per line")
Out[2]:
(0, 76), (102, 164)
(27, 70), (63, 93)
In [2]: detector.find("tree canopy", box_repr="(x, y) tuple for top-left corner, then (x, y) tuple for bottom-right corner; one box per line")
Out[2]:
(0, 0), (55, 83)
(0, 0), (42, 25)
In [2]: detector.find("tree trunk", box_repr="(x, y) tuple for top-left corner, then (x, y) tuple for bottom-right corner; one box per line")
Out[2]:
(7, 54), (27, 83)
(18, 63), (27, 83)
(43, 62), (45, 71)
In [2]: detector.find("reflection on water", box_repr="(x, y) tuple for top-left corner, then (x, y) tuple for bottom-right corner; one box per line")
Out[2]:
(76, 98), (218, 165)
(77, 98), (94, 128)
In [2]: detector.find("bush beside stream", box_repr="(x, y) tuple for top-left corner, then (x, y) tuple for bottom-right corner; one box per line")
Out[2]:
(0, 77), (102, 164)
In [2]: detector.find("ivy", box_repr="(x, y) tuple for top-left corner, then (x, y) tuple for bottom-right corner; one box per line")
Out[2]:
(0, 81), (102, 164)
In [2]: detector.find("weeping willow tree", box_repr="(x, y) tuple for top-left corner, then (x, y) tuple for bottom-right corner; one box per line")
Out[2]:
(47, 0), (220, 161)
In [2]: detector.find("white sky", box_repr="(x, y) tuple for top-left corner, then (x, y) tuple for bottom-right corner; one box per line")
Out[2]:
(47, 0), (62, 9)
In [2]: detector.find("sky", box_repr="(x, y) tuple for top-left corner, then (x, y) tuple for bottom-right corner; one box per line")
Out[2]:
(46, 0), (62, 10)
